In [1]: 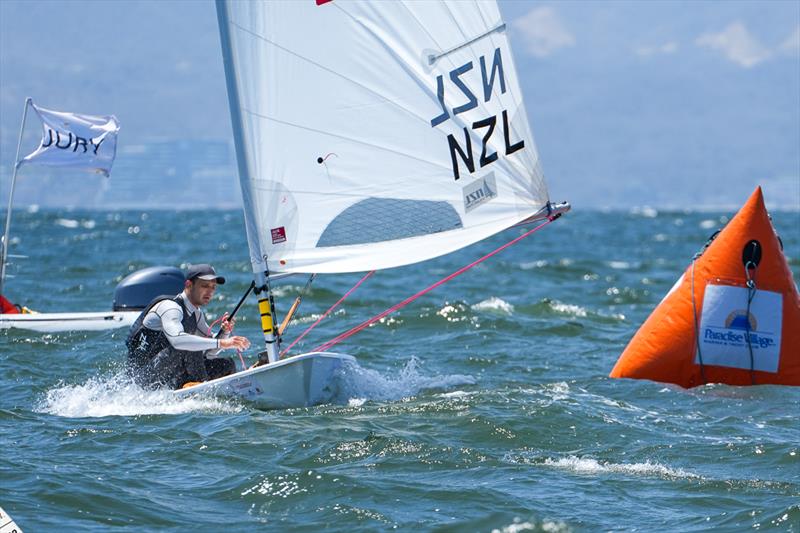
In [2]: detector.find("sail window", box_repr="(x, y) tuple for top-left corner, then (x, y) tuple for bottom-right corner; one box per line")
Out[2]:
(316, 198), (463, 247)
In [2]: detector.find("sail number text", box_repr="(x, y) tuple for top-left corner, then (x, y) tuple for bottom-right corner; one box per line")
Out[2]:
(430, 48), (525, 181)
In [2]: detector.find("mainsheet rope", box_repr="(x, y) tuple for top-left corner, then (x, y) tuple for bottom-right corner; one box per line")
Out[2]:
(313, 216), (557, 353)
(281, 269), (375, 357)
(209, 314), (247, 369)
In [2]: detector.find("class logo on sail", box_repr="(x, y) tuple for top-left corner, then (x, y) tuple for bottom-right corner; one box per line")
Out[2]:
(463, 172), (497, 212)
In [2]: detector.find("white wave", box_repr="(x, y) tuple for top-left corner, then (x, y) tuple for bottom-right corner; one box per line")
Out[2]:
(242, 474), (308, 498)
(439, 390), (473, 398)
(377, 315), (402, 326)
(436, 302), (468, 322)
(492, 519), (571, 533)
(607, 261), (631, 270)
(699, 219), (717, 229)
(289, 308), (346, 325)
(37, 373), (241, 418)
(631, 206), (658, 218)
(545, 300), (624, 321)
(270, 285), (298, 298)
(471, 297), (514, 315)
(543, 456), (699, 479)
(55, 218), (80, 228)
(548, 301), (587, 317)
(541, 381), (571, 401)
(519, 259), (549, 270)
(337, 357), (476, 403)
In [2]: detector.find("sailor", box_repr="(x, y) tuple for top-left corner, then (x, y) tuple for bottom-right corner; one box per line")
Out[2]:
(126, 264), (250, 389)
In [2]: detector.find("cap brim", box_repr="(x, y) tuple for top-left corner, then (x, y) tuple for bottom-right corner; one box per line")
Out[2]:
(195, 274), (225, 284)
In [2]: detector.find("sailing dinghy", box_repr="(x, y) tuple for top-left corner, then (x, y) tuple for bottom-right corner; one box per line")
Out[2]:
(0, 311), (137, 333)
(177, 0), (569, 408)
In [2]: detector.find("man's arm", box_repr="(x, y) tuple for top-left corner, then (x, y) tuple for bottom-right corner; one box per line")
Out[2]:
(150, 301), (222, 352)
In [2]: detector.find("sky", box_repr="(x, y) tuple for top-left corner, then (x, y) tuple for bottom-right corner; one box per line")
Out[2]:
(0, 0), (798, 209)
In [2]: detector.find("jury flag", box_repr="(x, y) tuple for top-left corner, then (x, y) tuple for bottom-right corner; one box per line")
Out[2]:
(20, 102), (120, 177)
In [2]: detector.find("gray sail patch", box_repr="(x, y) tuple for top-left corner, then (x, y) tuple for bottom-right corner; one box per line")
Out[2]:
(316, 198), (463, 248)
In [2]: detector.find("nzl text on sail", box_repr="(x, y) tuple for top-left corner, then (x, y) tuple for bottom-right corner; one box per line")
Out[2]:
(430, 48), (525, 181)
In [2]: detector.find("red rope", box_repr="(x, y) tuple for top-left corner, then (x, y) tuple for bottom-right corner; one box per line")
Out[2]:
(281, 270), (375, 356)
(314, 217), (555, 353)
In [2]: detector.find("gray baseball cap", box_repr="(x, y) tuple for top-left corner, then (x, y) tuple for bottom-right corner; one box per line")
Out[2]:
(185, 264), (225, 284)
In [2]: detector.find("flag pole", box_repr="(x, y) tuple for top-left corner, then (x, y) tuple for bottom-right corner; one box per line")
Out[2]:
(0, 97), (32, 295)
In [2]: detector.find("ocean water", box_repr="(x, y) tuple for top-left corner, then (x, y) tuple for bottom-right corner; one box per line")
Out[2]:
(1, 208), (798, 532)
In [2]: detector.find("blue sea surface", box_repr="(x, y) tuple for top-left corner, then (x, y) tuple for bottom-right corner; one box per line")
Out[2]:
(1, 208), (798, 531)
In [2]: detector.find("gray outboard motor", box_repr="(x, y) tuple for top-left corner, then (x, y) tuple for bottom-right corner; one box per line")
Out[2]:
(113, 266), (185, 311)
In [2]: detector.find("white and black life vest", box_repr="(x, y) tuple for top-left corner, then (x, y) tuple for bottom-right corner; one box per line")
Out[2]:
(125, 295), (198, 371)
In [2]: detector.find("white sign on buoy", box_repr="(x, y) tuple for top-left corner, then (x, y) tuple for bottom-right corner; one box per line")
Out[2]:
(0, 505), (22, 533)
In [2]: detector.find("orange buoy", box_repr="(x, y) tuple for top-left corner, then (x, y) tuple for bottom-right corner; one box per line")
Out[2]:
(610, 187), (800, 387)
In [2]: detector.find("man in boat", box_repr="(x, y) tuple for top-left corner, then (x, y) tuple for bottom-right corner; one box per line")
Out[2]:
(126, 264), (250, 389)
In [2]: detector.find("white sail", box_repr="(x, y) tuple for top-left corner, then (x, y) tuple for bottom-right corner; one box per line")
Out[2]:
(217, 0), (550, 275)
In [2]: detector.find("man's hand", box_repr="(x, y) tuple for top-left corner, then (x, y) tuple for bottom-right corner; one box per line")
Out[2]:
(220, 312), (236, 334)
(220, 336), (250, 351)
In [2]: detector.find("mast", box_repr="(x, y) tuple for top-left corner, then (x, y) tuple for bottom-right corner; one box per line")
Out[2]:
(216, 0), (281, 363)
(0, 97), (32, 295)
(254, 269), (280, 363)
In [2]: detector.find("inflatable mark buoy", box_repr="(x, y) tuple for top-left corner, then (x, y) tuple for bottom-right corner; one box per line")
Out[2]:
(610, 187), (799, 387)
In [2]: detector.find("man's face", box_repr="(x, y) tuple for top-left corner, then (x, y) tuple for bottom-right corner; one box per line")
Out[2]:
(186, 278), (217, 307)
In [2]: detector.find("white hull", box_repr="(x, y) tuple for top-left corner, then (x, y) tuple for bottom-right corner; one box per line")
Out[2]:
(175, 352), (355, 409)
(0, 311), (138, 332)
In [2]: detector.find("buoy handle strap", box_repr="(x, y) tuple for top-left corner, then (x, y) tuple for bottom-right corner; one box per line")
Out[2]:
(693, 229), (721, 260)
(741, 248), (760, 385)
